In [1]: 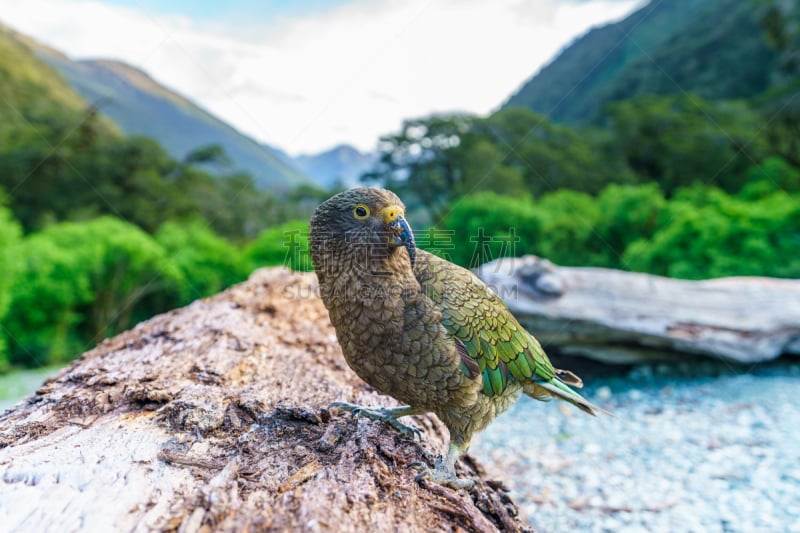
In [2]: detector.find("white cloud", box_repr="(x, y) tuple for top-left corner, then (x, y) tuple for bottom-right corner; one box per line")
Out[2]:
(0, 0), (640, 154)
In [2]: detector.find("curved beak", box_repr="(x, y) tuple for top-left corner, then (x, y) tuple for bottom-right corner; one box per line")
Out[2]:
(380, 205), (416, 267)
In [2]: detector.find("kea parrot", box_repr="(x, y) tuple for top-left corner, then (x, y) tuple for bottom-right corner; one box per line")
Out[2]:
(309, 187), (608, 489)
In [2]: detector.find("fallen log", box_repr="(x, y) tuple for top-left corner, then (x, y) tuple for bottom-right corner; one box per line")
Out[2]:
(477, 256), (800, 364)
(0, 268), (530, 532)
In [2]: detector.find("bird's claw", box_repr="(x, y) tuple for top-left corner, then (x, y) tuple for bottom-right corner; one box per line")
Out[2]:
(387, 419), (422, 440)
(329, 401), (365, 417)
(408, 461), (427, 471)
(408, 457), (475, 490)
(329, 402), (421, 440)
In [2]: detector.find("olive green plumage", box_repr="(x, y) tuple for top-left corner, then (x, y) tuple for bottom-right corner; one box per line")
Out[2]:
(310, 187), (607, 489)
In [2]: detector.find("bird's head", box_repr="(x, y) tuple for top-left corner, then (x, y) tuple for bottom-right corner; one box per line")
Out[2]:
(309, 187), (416, 271)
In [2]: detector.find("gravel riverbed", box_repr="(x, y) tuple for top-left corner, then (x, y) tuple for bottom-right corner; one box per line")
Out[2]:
(471, 359), (800, 533)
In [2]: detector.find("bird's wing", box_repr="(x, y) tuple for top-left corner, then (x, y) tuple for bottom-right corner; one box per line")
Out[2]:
(414, 250), (556, 397)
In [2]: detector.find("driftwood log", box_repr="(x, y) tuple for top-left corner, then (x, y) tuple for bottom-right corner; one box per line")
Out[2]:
(477, 256), (800, 364)
(0, 268), (530, 532)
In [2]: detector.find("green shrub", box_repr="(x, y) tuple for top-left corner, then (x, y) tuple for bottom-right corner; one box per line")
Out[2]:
(5, 216), (183, 366)
(595, 183), (666, 270)
(439, 192), (542, 267)
(624, 187), (800, 279)
(245, 220), (313, 272)
(739, 156), (800, 199)
(156, 219), (249, 302)
(436, 185), (800, 280)
(535, 190), (600, 266)
(0, 203), (22, 371)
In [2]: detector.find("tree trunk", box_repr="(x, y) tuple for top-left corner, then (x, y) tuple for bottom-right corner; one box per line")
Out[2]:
(477, 256), (800, 364)
(0, 268), (531, 532)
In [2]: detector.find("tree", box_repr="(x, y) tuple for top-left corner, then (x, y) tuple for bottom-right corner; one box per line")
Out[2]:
(604, 94), (768, 194)
(362, 109), (633, 223)
(0, 112), (293, 241)
(77, 135), (179, 232)
(760, 0), (800, 78)
(758, 1), (800, 167)
(480, 108), (631, 195)
(362, 114), (477, 222)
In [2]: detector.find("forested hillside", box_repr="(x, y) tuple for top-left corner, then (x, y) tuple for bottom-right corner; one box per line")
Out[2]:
(504, 0), (789, 124)
(25, 37), (312, 189)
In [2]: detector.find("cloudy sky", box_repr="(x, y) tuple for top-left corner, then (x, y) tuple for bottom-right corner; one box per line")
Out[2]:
(1, 0), (641, 155)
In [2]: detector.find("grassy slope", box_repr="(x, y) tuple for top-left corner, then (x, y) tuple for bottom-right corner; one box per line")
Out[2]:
(0, 23), (88, 126)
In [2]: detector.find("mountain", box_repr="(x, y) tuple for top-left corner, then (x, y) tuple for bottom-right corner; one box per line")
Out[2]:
(26, 40), (311, 190)
(503, 0), (783, 124)
(291, 145), (377, 189)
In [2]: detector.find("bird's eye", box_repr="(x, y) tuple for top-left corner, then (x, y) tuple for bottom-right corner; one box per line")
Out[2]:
(353, 204), (370, 219)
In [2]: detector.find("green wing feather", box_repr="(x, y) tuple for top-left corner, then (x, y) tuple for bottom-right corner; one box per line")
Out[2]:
(414, 250), (556, 397)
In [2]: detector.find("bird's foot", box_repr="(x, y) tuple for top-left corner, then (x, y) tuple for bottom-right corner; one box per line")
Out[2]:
(409, 456), (475, 490)
(329, 401), (422, 440)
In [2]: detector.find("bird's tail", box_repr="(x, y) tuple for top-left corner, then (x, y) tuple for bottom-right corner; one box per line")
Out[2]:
(523, 378), (614, 417)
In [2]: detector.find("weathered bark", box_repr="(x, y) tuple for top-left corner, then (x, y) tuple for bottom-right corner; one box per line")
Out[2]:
(0, 268), (530, 532)
(477, 256), (800, 364)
